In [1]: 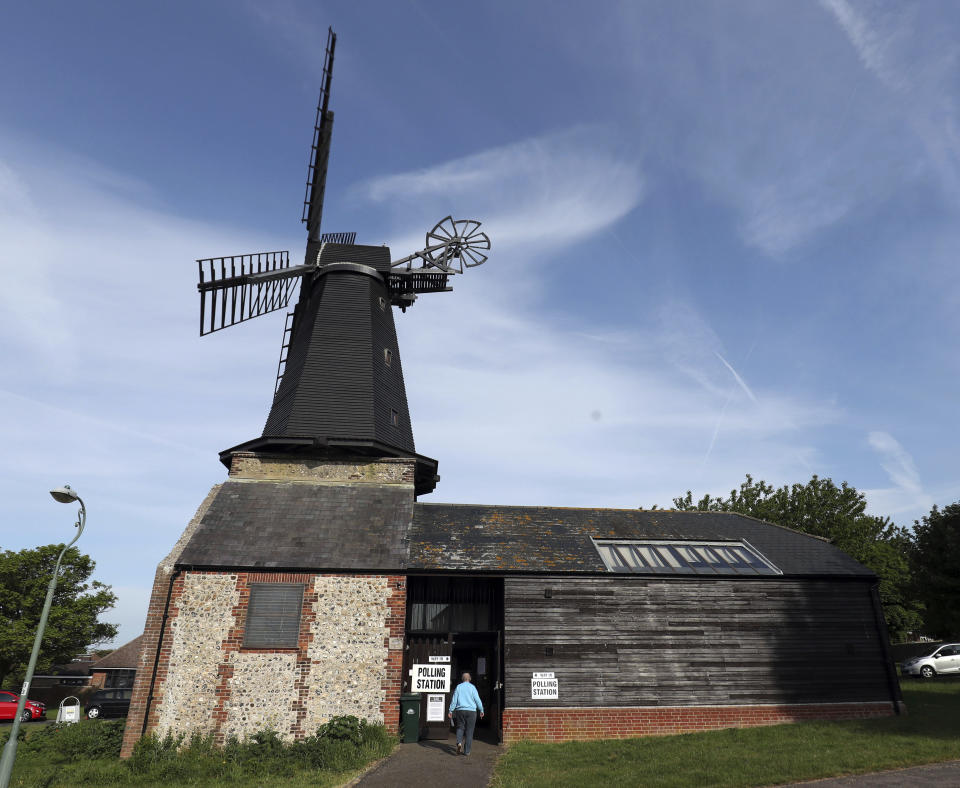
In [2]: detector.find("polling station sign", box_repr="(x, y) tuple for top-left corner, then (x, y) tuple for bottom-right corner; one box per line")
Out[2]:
(531, 672), (559, 699)
(413, 664), (450, 692)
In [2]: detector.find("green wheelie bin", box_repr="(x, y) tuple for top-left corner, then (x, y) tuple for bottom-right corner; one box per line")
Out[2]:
(400, 693), (421, 743)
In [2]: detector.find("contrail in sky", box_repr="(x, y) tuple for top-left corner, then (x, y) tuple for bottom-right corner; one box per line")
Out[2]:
(714, 351), (758, 403)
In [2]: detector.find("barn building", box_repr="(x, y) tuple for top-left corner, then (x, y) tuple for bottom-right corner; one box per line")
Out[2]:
(120, 240), (902, 756)
(119, 32), (901, 756)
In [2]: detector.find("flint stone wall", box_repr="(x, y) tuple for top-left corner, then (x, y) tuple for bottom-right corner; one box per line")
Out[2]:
(151, 571), (396, 742)
(221, 652), (299, 740)
(303, 576), (390, 731)
(228, 453), (416, 485)
(155, 573), (239, 737)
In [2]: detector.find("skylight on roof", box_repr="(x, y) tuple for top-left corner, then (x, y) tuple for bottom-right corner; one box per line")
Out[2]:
(592, 539), (781, 576)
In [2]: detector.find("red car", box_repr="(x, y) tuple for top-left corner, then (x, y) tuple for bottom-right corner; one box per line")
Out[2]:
(0, 690), (46, 722)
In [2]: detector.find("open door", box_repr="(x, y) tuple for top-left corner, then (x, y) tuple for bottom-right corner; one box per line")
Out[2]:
(404, 634), (453, 741)
(403, 576), (504, 743)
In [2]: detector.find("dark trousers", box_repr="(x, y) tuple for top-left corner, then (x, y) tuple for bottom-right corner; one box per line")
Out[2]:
(453, 709), (477, 754)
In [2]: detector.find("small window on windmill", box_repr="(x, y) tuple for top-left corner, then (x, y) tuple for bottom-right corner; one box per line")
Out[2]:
(390, 409), (399, 427)
(243, 583), (304, 648)
(384, 348), (393, 366)
(378, 296), (387, 310)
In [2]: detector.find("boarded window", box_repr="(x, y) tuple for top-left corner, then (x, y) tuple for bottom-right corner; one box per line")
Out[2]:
(243, 583), (304, 648)
(593, 539), (781, 576)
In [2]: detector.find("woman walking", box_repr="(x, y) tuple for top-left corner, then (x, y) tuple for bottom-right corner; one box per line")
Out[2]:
(447, 672), (484, 756)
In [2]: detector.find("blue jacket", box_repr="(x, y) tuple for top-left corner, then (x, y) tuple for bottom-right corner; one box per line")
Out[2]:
(448, 681), (484, 714)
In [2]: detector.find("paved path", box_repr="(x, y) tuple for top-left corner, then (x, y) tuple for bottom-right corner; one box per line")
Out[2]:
(354, 735), (500, 788)
(783, 759), (960, 786)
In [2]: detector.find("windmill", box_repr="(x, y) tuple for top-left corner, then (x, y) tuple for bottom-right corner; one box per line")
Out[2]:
(195, 29), (490, 496)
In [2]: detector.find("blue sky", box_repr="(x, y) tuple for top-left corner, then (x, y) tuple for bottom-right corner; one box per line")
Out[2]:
(1, 0), (958, 645)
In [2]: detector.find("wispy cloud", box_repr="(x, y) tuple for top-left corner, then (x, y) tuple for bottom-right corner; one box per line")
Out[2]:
(819, 0), (909, 89)
(599, 2), (930, 256)
(820, 0), (960, 201)
(358, 127), (644, 254)
(864, 430), (933, 516)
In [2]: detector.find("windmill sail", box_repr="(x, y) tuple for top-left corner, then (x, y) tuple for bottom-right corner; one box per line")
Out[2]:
(302, 28), (337, 243)
(197, 251), (303, 335)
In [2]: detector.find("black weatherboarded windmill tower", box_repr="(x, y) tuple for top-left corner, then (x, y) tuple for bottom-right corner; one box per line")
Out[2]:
(195, 29), (489, 495)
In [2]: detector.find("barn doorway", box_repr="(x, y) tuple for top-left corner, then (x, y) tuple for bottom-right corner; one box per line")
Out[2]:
(404, 576), (504, 743)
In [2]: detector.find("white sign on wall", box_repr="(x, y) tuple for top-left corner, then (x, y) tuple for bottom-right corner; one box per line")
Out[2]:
(413, 664), (451, 692)
(426, 693), (445, 721)
(531, 672), (559, 699)
(428, 655), (451, 663)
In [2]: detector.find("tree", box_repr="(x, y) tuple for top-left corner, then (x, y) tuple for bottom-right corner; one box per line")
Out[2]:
(670, 474), (923, 641)
(911, 501), (960, 640)
(0, 545), (117, 687)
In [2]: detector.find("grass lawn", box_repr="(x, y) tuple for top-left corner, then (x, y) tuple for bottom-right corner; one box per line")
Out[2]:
(7, 753), (383, 788)
(492, 678), (960, 788)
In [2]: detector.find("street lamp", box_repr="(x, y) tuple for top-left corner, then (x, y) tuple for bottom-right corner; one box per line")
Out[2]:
(0, 485), (86, 788)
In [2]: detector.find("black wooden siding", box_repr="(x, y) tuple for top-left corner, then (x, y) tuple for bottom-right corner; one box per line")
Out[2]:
(263, 243), (415, 453)
(504, 576), (891, 707)
(370, 275), (414, 452)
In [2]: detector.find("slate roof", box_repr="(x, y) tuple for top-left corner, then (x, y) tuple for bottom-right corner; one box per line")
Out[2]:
(176, 482), (872, 578)
(90, 635), (143, 671)
(177, 480), (412, 570)
(408, 504), (874, 578)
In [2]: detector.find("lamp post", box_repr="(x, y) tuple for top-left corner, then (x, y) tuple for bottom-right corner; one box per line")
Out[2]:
(0, 485), (86, 788)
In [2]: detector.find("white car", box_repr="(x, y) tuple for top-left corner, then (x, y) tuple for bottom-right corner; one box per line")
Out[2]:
(901, 643), (960, 678)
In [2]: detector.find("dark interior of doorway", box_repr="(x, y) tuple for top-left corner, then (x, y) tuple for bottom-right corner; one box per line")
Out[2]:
(405, 576), (504, 742)
(452, 632), (499, 743)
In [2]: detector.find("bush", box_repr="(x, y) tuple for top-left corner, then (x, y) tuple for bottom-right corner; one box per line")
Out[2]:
(126, 717), (394, 781)
(10, 716), (394, 785)
(222, 730), (296, 777)
(317, 714), (365, 745)
(360, 721), (394, 750)
(127, 730), (236, 783)
(126, 729), (186, 774)
(293, 715), (394, 770)
(20, 720), (125, 761)
(0, 726), (26, 748)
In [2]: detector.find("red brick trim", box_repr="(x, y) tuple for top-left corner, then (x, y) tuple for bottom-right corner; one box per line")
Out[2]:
(247, 572), (315, 583)
(502, 702), (897, 742)
(380, 576), (406, 734)
(120, 567), (187, 757)
(290, 577), (319, 739)
(209, 573), (247, 743)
